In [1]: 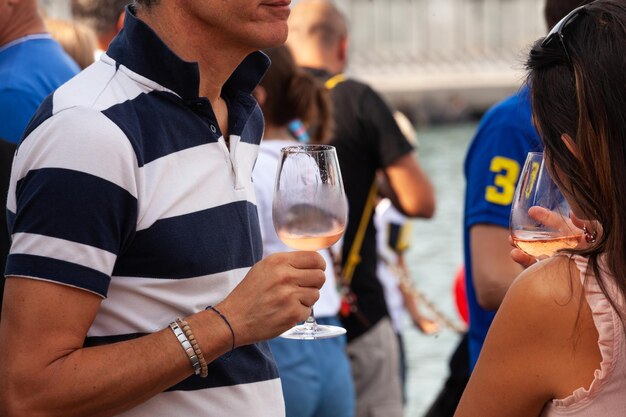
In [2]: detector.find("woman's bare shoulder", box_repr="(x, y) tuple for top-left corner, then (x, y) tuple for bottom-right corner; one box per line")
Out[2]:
(509, 254), (582, 312)
(496, 254), (599, 396)
(487, 254), (591, 374)
(483, 255), (584, 361)
(458, 255), (601, 417)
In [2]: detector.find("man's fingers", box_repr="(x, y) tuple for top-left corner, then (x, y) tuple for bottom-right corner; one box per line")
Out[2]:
(297, 287), (321, 308)
(281, 251), (327, 271)
(296, 268), (326, 289)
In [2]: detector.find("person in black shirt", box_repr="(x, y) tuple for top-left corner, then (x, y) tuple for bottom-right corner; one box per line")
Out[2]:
(288, 2), (436, 416)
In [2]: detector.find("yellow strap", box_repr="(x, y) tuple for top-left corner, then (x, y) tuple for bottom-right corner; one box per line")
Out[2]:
(324, 74), (347, 90)
(342, 181), (378, 285)
(395, 221), (413, 253)
(325, 71), (364, 286)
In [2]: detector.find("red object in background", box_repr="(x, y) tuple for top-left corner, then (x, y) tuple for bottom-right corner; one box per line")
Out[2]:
(454, 265), (469, 325)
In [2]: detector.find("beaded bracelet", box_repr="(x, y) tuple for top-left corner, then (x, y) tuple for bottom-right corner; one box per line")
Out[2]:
(206, 305), (235, 358)
(169, 320), (202, 376)
(177, 318), (209, 378)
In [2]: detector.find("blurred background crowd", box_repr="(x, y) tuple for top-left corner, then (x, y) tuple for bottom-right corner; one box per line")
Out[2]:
(2, 0), (563, 416)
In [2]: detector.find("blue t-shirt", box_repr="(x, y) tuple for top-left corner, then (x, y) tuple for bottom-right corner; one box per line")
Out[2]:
(463, 85), (541, 370)
(0, 34), (79, 143)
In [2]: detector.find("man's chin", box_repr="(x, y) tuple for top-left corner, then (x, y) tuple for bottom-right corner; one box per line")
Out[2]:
(256, 27), (289, 50)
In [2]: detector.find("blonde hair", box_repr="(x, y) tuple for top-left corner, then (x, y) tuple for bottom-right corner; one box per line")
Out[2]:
(46, 18), (98, 69)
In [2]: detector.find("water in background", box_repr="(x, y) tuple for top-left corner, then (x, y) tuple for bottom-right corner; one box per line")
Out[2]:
(403, 123), (475, 416)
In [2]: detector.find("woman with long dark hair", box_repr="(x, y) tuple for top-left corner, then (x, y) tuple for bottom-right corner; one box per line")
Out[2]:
(455, 1), (626, 415)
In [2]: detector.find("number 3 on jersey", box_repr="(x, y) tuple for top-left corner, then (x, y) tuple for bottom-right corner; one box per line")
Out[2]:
(485, 156), (520, 205)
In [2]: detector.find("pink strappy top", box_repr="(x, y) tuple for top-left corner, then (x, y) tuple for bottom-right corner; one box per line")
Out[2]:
(540, 255), (626, 416)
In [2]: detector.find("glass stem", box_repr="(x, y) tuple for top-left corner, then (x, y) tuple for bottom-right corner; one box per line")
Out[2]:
(303, 308), (317, 332)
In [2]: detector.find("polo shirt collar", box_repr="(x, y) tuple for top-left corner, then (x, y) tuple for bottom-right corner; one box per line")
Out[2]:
(107, 5), (270, 101)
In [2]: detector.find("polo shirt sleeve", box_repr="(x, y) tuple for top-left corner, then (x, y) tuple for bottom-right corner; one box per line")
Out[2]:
(359, 86), (414, 168)
(0, 88), (41, 144)
(465, 103), (539, 230)
(5, 106), (139, 298)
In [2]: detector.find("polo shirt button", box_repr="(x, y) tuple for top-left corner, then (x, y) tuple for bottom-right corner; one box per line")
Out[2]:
(210, 125), (217, 133)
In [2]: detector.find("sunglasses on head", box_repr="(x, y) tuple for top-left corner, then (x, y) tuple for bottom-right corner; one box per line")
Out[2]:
(541, 4), (588, 66)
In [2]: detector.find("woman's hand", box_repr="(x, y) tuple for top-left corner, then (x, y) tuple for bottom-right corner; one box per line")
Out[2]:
(509, 206), (590, 269)
(509, 243), (539, 269)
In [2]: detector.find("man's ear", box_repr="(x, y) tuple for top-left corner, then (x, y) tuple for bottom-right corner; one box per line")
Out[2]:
(117, 11), (125, 32)
(337, 36), (348, 67)
(561, 133), (580, 159)
(253, 85), (267, 106)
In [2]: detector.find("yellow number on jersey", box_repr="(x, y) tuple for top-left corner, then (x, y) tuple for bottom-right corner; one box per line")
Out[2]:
(485, 156), (520, 205)
(524, 161), (540, 199)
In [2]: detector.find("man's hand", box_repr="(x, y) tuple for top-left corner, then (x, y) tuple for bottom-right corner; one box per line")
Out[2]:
(413, 315), (439, 335)
(218, 251), (326, 346)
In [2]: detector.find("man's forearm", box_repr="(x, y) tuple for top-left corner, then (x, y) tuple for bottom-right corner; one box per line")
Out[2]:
(0, 308), (231, 417)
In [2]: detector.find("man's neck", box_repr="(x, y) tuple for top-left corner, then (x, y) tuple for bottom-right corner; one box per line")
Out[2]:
(0, 9), (46, 47)
(289, 46), (344, 76)
(136, 5), (251, 105)
(318, 59), (344, 76)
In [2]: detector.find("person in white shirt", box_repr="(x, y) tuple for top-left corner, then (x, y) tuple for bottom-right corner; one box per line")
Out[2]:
(252, 45), (355, 417)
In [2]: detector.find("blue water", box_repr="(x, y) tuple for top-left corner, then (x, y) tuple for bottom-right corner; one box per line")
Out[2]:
(403, 123), (475, 416)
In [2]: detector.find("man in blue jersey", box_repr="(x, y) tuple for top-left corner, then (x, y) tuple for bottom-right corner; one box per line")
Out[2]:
(463, 0), (595, 372)
(0, 0), (80, 143)
(0, 1), (326, 416)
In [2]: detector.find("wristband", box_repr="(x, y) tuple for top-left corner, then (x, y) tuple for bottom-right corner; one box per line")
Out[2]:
(177, 318), (209, 378)
(169, 320), (202, 375)
(206, 305), (235, 358)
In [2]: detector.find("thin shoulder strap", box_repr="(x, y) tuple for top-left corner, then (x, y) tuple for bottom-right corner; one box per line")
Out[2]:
(322, 72), (377, 285)
(341, 181), (378, 285)
(325, 73), (347, 90)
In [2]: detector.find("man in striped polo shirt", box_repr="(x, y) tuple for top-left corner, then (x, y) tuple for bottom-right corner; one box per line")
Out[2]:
(0, 1), (325, 417)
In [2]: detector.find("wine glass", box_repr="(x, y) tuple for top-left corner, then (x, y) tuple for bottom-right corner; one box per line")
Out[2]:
(510, 152), (582, 258)
(273, 144), (348, 339)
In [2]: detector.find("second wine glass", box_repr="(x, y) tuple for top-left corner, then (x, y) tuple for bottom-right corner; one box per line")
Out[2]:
(273, 144), (348, 339)
(510, 151), (581, 258)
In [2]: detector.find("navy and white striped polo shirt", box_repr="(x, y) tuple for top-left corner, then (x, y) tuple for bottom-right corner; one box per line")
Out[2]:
(6, 8), (284, 417)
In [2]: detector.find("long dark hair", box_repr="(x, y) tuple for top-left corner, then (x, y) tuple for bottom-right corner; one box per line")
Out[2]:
(260, 45), (332, 144)
(527, 0), (626, 321)
(545, 0), (597, 29)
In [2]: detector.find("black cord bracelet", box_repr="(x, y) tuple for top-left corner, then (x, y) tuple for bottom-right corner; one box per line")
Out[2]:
(206, 305), (235, 358)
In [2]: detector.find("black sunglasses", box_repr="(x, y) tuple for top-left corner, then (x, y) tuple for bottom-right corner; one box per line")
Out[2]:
(541, 4), (588, 66)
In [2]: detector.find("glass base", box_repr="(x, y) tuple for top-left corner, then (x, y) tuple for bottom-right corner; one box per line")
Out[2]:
(280, 323), (347, 340)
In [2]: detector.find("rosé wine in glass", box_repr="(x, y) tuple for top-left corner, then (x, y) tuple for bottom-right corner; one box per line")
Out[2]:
(272, 145), (348, 339)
